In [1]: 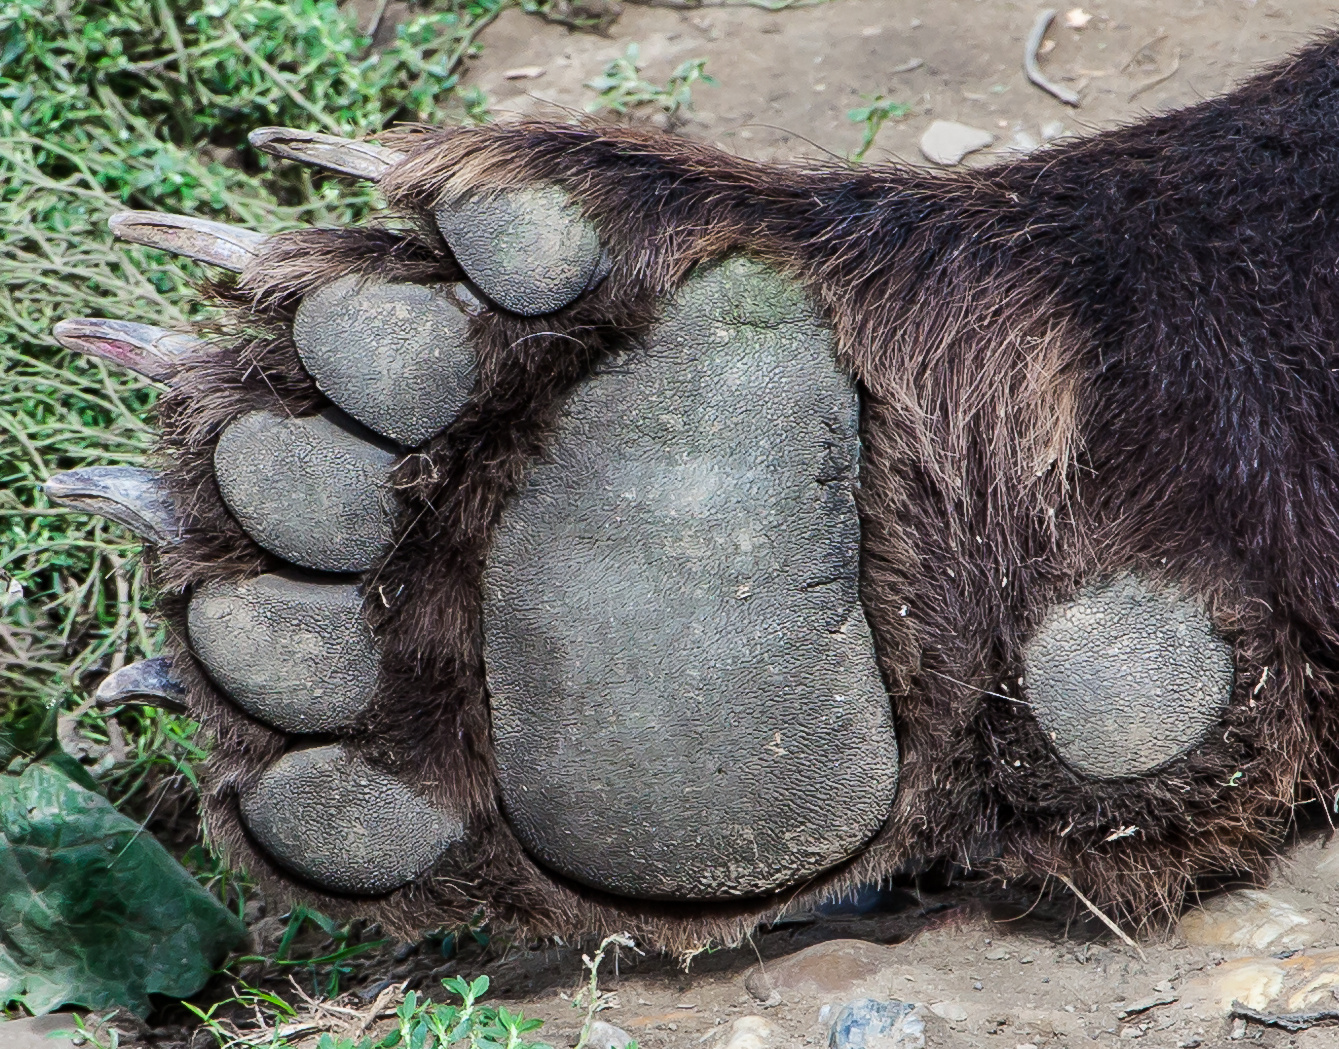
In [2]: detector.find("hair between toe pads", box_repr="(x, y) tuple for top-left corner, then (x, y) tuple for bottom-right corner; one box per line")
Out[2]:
(1022, 574), (1235, 780)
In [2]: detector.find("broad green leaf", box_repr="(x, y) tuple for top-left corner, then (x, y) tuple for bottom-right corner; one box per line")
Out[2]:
(0, 757), (246, 1016)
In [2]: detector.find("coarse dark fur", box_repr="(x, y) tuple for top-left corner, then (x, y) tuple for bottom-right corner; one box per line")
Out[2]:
(148, 33), (1339, 953)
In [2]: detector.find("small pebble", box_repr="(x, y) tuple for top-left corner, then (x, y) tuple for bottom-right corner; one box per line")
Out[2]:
(973, 981), (984, 991)
(828, 1000), (925, 1049)
(919, 120), (995, 166)
(585, 1021), (634, 1049)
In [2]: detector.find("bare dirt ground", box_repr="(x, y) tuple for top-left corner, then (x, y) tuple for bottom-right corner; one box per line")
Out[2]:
(465, 0), (1334, 166)
(429, 3), (1339, 1047)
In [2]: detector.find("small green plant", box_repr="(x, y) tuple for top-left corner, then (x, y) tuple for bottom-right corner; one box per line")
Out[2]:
(187, 975), (551, 1049)
(229, 906), (387, 998)
(571, 934), (639, 1049)
(459, 86), (493, 124)
(847, 94), (910, 162)
(584, 43), (715, 120)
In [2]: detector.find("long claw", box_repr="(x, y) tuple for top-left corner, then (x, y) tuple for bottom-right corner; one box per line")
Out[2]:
(109, 211), (268, 272)
(53, 318), (202, 382)
(94, 657), (187, 711)
(248, 127), (405, 181)
(45, 466), (181, 543)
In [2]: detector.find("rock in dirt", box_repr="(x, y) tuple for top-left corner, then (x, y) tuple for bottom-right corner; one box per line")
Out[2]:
(0, 1015), (81, 1049)
(828, 999), (926, 1048)
(1179, 948), (1339, 1015)
(928, 999), (969, 1022)
(722, 1015), (773, 1048)
(585, 1019), (635, 1048)
(918, 121), (994, 166)
(745, 938), (895, 1001)
(1178, 889), (1314, 951)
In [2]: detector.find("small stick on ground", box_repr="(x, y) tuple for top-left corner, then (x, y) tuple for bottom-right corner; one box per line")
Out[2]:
(1231, 1001), (1339, 1032)
(1025, 9), (1081, 106)
(1129, 48), (1182, 101)
(1056, 874), (1146, 960)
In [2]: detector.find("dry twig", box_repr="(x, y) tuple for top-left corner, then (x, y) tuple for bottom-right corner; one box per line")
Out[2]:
(1025, 9), (1081, 106)
(1056, 874), (1146, 959)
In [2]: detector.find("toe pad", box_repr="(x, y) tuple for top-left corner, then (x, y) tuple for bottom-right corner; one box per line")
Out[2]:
(240, 746), (462, 895)
(293, 276), (474, 447)
(188, 572), (378, 733)
(435, 185), (601, 316)
(214, 409), (397, 573)
(1023, 574), (1234, 779)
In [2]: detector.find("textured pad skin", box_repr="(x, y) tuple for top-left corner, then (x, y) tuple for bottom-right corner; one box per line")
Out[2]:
(1023, 574), (1235, 779)
(483, 257), (898, 901)
(293, 276), (475, 447)
(214, 409), (397, 573)
(436, 185), (601, 316)
(188, 572), (378, 733)
(239, 745), (463, 895)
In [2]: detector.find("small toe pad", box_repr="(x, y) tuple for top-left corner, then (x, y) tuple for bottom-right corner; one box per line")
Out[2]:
(240, 745), (463, 895)
(189, 572), (378, 733)
(214, 408), (398, 573)
(293, 276), (475, 447)
(1023, 574), (1235, 779)
(435, 185), (601, 316)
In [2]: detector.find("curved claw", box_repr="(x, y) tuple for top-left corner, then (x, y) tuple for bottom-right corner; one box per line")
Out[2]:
(94, 657), (187, 711)
(248, 127), (405, 181)
(109, 211), (268, 272)
(53, 318), (201, 383)
(45, 466), (182, 543)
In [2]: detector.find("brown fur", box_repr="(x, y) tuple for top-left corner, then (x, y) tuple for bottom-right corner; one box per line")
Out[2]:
(149, 33), (1339, 951)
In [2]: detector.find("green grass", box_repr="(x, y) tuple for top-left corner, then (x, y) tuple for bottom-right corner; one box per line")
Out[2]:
(184, 975), (553, 1049)
(0, 0), (506, 812)
(583, 43), (715, 121)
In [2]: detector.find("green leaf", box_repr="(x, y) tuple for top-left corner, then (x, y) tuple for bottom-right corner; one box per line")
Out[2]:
(0, 757), (246, 1016)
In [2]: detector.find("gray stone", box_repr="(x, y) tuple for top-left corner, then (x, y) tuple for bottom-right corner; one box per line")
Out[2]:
(585, 1020), (635, 1049)
(928, 1001), (968, 1022)
(918, 120), (994, 166)
(1023, 574), (1234, 779)
(240, 745), (462, 895)
(744, 939), (895, 1001)
(293, 276), (475, 447)
(0, 1015), (81, 1049)
(214, 408), (398, 573)
(435, 185), (601, 316)
(723, 1017), (774, 1049)
(828, 999), (926, 1048)
(483, 256), (898, 900)
(188, 572), (378, 733)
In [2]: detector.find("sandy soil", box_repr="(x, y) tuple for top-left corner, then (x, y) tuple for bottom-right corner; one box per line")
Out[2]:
(288, 834), (1334, 1049)
(461, 0), (1335, 168)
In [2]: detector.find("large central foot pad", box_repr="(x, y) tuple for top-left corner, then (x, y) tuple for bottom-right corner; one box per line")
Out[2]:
(482, 258), (898, 900)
